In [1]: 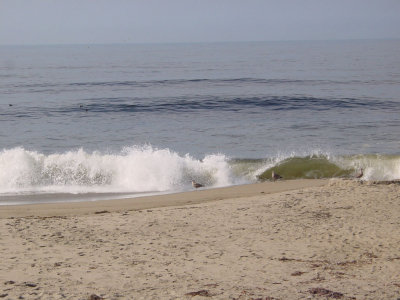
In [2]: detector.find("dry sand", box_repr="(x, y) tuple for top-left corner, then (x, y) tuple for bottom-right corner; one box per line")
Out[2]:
(0, 179), (399, 300)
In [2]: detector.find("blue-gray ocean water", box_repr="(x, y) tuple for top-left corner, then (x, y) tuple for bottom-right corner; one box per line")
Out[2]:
(1, 40), (400, 204)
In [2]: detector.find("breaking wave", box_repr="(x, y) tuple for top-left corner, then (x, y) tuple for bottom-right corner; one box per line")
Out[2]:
(0, 146), (242, 196)
(254, 153), (400, 181)
(1, 146), (399, 201)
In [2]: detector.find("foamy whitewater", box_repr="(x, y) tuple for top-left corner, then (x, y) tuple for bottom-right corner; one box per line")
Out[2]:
(0, 146), (240, 195)
(1, 146), (400, 205)
(1, 40), (400, 204)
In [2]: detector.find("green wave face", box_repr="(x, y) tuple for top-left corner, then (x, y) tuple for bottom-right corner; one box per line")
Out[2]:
(257, 156), (354, 181)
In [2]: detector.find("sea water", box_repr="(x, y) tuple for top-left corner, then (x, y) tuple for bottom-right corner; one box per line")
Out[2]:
(1, 40), (400, 204)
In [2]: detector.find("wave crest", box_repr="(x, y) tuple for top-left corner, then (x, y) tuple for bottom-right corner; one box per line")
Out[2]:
(0, 146), (240, 195)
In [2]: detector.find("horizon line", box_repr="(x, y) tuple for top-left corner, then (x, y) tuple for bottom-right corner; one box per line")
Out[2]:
(1, 37), (399, 47)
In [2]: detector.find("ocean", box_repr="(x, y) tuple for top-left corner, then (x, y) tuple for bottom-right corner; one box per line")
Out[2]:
(1, 40), (400, 204)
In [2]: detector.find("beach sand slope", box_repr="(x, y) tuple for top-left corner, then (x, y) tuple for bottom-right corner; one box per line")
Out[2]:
(0, 179), (399, 299)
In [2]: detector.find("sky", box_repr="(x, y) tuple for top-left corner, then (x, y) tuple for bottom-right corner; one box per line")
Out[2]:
(0, 0), (399, 45)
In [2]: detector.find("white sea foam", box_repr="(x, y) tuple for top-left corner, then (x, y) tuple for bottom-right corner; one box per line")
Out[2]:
(0, 146), (243, 195)
(337, 154), (400, 181)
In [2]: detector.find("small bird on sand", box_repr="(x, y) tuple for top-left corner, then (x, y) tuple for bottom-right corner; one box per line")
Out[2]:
(355, 168), (364, 179)
(271, 171), (283, 181)
(192, 180), (204, 188)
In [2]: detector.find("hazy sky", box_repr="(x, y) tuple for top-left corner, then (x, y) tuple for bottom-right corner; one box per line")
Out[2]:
(1, 0), (399, 45)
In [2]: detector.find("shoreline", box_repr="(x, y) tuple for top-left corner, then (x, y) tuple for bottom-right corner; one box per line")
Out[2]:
(0, 179), (327, 218)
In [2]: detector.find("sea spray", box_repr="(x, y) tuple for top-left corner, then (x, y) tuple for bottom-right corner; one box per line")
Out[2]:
(0, 146), (240, 195)
(336, 154), (400, 181)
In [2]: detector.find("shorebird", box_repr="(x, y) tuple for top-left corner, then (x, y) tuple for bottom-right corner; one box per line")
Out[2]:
(355, 168), (364, 179)
(192, 180), (204, 188)
(271, 171), (283, 181)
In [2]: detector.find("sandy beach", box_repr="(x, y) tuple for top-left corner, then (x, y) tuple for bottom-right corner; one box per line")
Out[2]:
(1, 179), (399, 300)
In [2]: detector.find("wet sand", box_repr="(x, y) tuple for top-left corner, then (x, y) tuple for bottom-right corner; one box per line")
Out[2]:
(1, 179), (399, 299)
